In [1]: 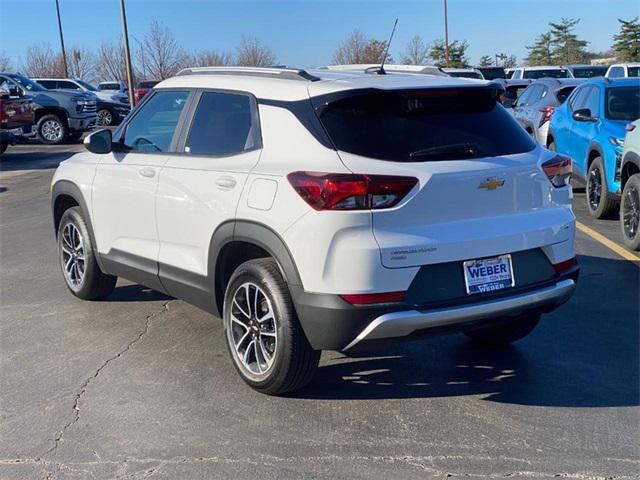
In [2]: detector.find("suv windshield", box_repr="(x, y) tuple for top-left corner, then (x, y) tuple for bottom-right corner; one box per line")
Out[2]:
(523, 69), (570, 79)
(316, 88), (536, 162)
(7, 74), (45, 92)
(478, 67), (506, 80)
(76, 80), (97, 91)
(571, 66), (607, 78)
(605, 87), (640, 121)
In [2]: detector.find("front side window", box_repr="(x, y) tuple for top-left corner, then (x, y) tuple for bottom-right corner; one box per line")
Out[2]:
(605, 87), (640, 121)
(122, 90), (189, 153)
(582, 87), (601, 117)
(184, 91), (260, 156)
(608, 67), (624, 78)
(316, 88), (535, 162)
(36, 80), (57, 89)
(568, 86), (589, 111)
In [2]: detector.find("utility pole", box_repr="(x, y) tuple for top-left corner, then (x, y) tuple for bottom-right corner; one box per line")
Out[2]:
(55, 0), (68, 77)
(119, 0), (135, 109)
(443, 0), (450, 67)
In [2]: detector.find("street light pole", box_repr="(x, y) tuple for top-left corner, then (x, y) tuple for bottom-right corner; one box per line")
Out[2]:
(119, 0), (135, 109)
(443, 0), (450, 67)
(54, 0), (68, 77)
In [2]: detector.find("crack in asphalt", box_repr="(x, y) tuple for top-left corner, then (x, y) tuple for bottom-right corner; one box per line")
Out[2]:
(36, 300), (173, 473)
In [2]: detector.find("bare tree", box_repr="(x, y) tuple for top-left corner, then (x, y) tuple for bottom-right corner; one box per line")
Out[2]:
(185, 50), (233, 68)
(95, 40), (131, 82)
(402, 35), (429, 65)
(67, 47), (95, 81)
(0, 51), (12, 71)
(140, 21), (185, 79)
(22, 43), (65, 77)
(332, 30), (369, 64)
(235, 37), (276, 67)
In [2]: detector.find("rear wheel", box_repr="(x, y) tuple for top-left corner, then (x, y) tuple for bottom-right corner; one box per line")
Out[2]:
(587, 157), (618, 219)
(58, 207), (117, 299)
(621, 174), (640, 251)
(223, 258), (320, 395)
(465, 313), (541, 346)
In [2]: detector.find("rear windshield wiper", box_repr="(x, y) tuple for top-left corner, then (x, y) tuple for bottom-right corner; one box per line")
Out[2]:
(409, 143), (481, 160)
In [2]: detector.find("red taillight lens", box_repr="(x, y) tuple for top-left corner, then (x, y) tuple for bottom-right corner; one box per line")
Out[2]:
(553, 257), (577, 273)
(340, 291), (406, 305)
(287, 172), (418, 211)
(542, 154), (572, 188)
(538, 106), (555, 126)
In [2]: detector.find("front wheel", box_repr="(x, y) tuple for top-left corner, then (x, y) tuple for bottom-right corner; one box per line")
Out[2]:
(465, 313), (541, 346)
(96, 108), (114, 127)
(621, 174), (640, 251)
(58, 207), (117, 299)
(587, 157), (618, 219)
(37, 114), (67, 145)
(223, 258), (320, 395)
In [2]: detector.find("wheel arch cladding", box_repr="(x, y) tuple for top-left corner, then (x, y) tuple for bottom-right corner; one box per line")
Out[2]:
(36, 107), (68, 123)
(621, 152), (640, 187)
(209, 220), (303, 318)
(587, 143), (604, 168)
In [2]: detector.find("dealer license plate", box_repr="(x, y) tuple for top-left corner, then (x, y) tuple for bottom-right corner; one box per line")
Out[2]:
(463, 254), (514, 295)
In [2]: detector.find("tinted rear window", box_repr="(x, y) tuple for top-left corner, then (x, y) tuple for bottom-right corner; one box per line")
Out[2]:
(478, 68), (506, 80)
(448, 71), (483, 79)
(99, 83), (120, 90)
(605, 87), (640, 121)
(628, 67), (640, 77)
(523, 69), (570, 79)
(571, 66), (607, 78)
(317, 88), (536, 162)
(556, 86), (577, 103)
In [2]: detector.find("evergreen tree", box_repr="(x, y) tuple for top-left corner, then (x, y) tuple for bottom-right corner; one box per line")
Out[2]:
(613, 17), (640, 61)
(525, 32), (554, 65)
(429, 39), (469, 67)
(478, 55), (493, 67)
(549, 18), (589, 64)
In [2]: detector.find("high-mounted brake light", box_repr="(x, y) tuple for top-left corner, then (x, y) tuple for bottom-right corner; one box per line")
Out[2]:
(287, 172), (418, 211)
(340, 291), (406, 305)
(538, 106), (555, 126)
(541, 154), (572, 188)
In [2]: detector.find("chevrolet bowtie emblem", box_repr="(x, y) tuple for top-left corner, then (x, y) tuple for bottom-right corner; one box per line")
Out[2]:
(478, 178), (505, 190)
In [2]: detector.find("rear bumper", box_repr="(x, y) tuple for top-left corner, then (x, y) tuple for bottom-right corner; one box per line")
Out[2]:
(342, 278), (576, 350)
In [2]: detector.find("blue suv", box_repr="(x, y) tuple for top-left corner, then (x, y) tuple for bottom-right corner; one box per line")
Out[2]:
(548, 77), (640, 218)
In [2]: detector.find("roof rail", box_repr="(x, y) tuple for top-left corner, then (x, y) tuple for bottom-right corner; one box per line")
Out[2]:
(176, 66), (321, 82)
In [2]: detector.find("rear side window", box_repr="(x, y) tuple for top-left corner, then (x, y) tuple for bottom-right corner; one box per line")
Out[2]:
(628, 67), (640, 77)
(605, 86), (640, 121)
(184, 91), (260, 156)
(122, 90), (189, 152)
(58, 80), (80, 90)
(523, 69), (570, 79)
(608, 67), (625, 78)
(555, 86), (576, 103)
(317, 88), (536, 162)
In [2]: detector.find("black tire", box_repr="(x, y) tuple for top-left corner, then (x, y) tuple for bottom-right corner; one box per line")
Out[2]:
(37, 114), (67, 145)
(465, 313), (541, 346)
(223, 258), (320, 395)
(66, 132), (83, 143)
(587, 156), (618, 219)
(96, 108), (115, 127)
(57, 207), (117, 300)
(0, 141), (7, 154)
(620, 173), (640, 251)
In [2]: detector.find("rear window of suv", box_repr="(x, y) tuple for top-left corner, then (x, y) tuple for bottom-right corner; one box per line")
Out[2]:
(316, 88), (536, 162)
(523, 69), (570, 79)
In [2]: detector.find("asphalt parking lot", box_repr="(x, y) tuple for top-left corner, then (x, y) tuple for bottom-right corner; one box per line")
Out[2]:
(0, 143), (638, 480)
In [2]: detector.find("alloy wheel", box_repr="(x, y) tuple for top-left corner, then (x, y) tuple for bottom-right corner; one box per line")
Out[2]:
(228, 282), (278, 376)
(622, 183), (640, 240)
(587, 167), (602, 212)
(41, 120), (64, 142)
(61, 223), (85, 287)
(97, 109), (113, 126)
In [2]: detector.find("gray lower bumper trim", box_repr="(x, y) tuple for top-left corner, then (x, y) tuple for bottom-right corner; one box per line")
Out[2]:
(343, 279), (576, 351)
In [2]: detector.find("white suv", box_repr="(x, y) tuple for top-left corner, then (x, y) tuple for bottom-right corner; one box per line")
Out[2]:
(51, 67), (579, 395)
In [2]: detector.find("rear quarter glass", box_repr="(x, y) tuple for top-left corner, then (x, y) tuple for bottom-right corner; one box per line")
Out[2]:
(314, 87), (536, 162)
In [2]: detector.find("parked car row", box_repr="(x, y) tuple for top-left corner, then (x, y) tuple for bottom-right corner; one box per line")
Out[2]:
(0, 73), (161, 153)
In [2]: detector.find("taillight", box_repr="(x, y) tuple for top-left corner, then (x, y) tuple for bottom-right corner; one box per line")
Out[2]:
(340, 291), (406, 305)
(538, 106), (555, 126)
(542, 154), (572, 188)
(287, 172), (418, 211)
(553, 257), (576, 273)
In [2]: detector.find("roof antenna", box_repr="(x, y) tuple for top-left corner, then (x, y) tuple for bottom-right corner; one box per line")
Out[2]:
(377, 18), (398, 75)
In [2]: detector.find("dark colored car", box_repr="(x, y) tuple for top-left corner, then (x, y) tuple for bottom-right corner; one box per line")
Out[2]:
(477, 66), (507, 80)
(567, 65), (608, 78)
(0, 87), (35, 154)
(498, 79), (532, 108)
(133, 80), (159, 105)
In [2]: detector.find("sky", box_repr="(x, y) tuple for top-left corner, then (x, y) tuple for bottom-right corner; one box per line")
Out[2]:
(1, 0), (638, 70)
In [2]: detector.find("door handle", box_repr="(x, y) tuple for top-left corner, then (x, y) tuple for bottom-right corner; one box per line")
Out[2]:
(215, 176), (237, 190)
(139, 167), (156, 178)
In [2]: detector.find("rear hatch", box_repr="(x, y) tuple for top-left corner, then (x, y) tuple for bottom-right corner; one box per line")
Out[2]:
(312, 86), (572, 268)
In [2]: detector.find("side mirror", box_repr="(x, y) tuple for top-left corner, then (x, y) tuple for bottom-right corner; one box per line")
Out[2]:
(573, 108), (596, 122)
(84, 129), (113, 154)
